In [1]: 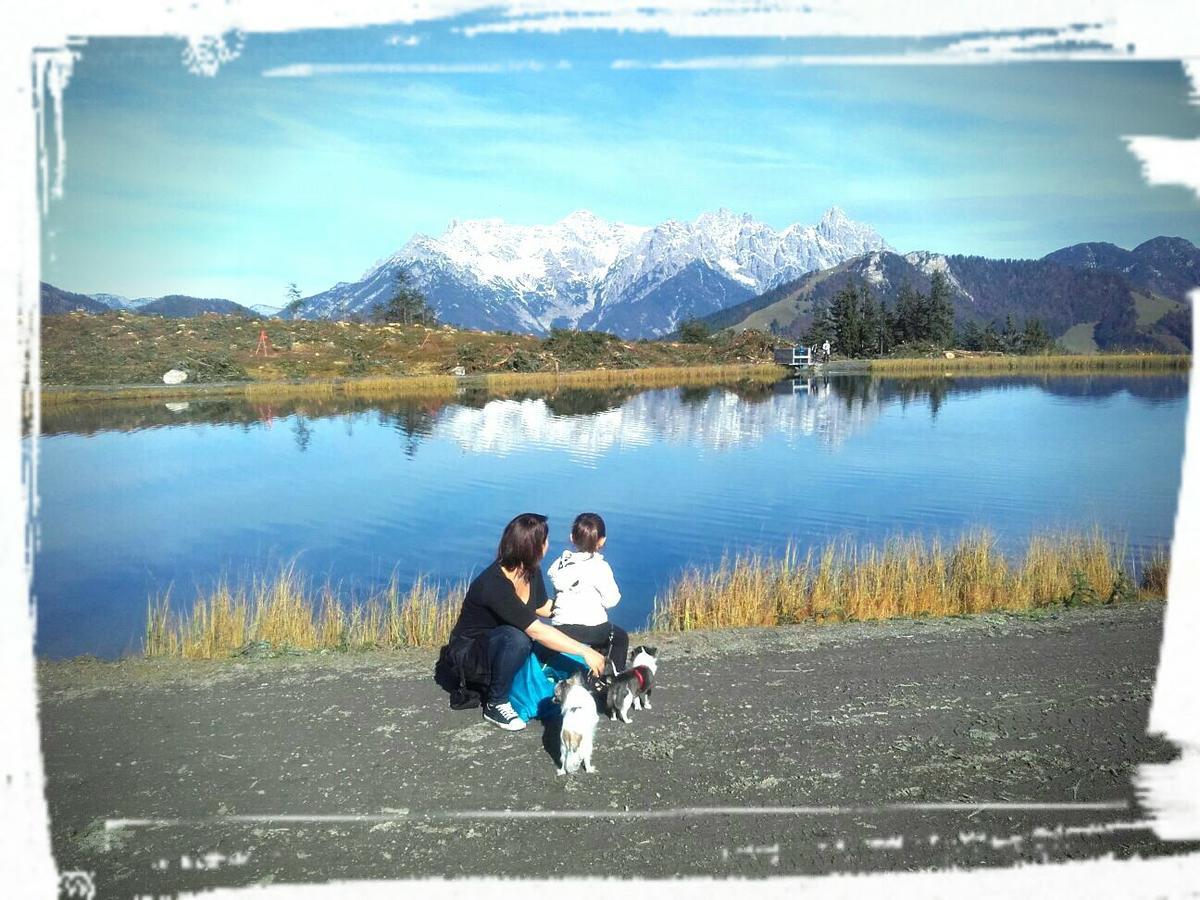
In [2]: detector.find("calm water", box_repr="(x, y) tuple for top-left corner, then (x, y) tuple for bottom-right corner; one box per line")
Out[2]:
(31, 374), (1188, 658)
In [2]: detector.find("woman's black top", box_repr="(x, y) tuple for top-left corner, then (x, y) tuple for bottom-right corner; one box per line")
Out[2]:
(450, 561), (548, 641)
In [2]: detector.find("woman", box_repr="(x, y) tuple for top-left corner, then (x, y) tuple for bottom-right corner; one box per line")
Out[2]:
(443, 513), (606, 731)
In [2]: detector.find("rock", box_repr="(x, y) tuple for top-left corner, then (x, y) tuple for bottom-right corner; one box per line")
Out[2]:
(162, 369), (188, 385)
(944, 351), (956, 359)
(451, 366), (466, 377)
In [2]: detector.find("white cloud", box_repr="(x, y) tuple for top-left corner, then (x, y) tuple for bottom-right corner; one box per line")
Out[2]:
(262, 60), (556, 77)
(386, 34), (422, 46)
(610, 29), (1132, 70)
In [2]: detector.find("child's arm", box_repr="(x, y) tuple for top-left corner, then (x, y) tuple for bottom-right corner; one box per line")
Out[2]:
(595, 559), (621, 609)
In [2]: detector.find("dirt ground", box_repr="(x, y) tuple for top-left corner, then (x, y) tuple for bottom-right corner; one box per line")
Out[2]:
(35, 602), (1197, 894)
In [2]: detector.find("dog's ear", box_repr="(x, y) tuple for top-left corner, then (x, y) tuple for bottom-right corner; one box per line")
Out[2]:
(646, 646), (658, 658)
(553, 679), (567, 703)
(630, 645), (644, 658)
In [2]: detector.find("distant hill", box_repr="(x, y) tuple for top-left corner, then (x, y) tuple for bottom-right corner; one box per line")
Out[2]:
(40, 283), (110, 315)
(1043, 236), (1200, 301)
(41, 283), (259, 319)
(136, 295), (259, 318)
(700, 237), (1197, 352)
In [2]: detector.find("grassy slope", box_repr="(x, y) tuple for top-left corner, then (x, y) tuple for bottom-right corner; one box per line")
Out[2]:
(40, 312), (782, 388)
(731, 267), (840, 333)
(1058, 322), (1100, 354)
(1133, 291), (1179, 328)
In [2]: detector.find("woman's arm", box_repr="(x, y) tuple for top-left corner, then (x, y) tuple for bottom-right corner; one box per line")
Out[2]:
(525, 620), (605, 675)
(531, 568), (553, 617)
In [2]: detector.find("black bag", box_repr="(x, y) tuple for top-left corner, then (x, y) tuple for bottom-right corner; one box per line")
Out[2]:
(434, 633), (491, 710)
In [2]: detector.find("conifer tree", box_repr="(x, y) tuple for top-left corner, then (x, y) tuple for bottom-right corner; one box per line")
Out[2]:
(981, 320), (1004, 352)
(283, 282), (303, 316)
(804, 296), (835, 347)
(958, 319), (983, 351)
(893, 282), (924, 345)
(860, 288), (888, 356)
(927, 270), (956, 347)
(830, 281), (869, 357)
(373, 267), (437, 326)
(1019, 318), (1054, 354)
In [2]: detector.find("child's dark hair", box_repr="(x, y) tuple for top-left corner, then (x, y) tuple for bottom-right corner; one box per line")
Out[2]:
(571, 512), (606, 553)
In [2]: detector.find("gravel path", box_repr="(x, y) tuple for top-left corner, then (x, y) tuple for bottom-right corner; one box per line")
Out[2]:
(37, 602), (1195, 893)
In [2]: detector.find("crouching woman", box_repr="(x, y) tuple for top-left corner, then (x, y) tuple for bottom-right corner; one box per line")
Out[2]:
(435, 513), (606, 731)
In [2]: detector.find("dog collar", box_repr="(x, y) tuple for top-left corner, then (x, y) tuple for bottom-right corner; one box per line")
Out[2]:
(632, 667), (647, 690)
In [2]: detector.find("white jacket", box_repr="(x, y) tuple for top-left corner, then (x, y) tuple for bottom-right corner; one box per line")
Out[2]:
(547, 549), (621, 627)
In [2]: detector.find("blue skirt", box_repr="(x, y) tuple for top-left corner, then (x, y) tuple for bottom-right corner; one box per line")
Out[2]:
(507, 649), (589, 722)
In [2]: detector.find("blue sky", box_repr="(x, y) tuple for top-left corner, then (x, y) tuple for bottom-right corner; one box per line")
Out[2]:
(41, 17), (1200, 307)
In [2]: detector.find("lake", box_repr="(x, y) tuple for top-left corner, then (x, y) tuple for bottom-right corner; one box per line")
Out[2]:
(31, 373), (1188, 659)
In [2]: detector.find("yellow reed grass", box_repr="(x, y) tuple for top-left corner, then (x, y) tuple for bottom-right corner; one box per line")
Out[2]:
(652, 529), (1166, 633)
(1139, 546), (1171, 596)
(868, 353), (1188, 375)
(242, 374), (458, 402)
(46, 365), (781, 406)
(144, 566), (464, 659)
(483, 363), (785, 391)
(145, 528), (1170, 657)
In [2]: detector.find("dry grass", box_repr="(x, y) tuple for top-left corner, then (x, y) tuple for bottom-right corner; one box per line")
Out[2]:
(242, 374), (459, 402)
(1139, 546), (1171, 596)
(144, 566), (463, 659)
(43, 365), (781, 406)
(869, 353), (1189, 375)
(652, 529), (1166, 632)
(483, 363), (784, 391)
(146, 528), (1169, 657)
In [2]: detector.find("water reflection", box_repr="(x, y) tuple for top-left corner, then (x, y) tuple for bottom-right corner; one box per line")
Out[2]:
(31, 373), (1187, 658)
(39, 374), (1190, 459)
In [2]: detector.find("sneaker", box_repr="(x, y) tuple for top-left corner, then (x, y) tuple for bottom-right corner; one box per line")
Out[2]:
(483, 701), (526, 731)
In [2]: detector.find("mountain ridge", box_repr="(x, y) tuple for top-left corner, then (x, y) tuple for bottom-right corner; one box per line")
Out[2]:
(40, 284), (259, 319)
(287, 206), (891, 338)
(698, 238), (1198, 352)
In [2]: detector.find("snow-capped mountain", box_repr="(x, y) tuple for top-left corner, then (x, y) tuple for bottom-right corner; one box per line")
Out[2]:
(87, 293), (158, 310)
(88, 293), (131, 310)
(289, 207), (890, 338)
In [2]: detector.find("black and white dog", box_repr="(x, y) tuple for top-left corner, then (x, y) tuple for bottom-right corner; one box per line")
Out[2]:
(606, 645), (657, 723)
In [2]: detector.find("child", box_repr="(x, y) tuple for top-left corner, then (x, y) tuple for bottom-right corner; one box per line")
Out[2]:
(547, 512), (629, 671)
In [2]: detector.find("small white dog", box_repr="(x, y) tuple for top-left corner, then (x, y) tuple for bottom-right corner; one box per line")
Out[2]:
(553, 671), (599, 775)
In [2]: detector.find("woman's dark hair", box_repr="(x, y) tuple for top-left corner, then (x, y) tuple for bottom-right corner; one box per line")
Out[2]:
(497, 513), (549, 580)
(571, 512), (606, 554)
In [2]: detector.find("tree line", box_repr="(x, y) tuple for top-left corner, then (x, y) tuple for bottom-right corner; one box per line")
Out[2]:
(801, 271), (1057, 357)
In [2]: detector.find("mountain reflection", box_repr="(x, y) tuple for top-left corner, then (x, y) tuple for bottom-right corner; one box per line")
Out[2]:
(36, 374), (1188, 460)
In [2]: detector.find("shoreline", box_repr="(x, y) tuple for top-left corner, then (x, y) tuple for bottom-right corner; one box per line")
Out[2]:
(38, 599), (1165, 672)
(37, 362), (786, 404)
(866, 351), (1189, 375)
(37, 354), (1190, 404)
(98, 527), (1168, 663)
